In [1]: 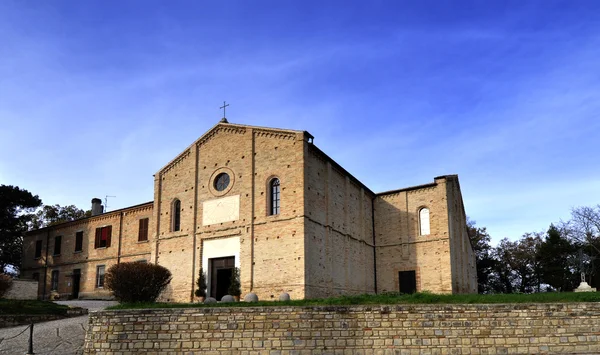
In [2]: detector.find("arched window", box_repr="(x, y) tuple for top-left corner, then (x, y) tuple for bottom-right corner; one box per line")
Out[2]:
(419, 207), (430, 236)
(269, 178), (280, 215)
(172, 199), (181, 232)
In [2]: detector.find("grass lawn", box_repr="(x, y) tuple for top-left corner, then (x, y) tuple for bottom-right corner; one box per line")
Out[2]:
(0, 299), (70, 315)
(109, 291), (600, 310)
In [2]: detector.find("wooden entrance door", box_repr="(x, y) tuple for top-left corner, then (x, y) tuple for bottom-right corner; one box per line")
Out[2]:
(72, 269), (81, 299)
(210, 257), (235, 300)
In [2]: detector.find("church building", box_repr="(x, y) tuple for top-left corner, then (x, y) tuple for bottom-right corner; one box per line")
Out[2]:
(21, 121), (477, 302)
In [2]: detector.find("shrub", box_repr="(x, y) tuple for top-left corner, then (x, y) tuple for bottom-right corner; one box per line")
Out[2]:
(105, 262), (172, 303)
(228, 267), (241, 297)
(194, 267), (207, 299)
(0, 274), (13, 298)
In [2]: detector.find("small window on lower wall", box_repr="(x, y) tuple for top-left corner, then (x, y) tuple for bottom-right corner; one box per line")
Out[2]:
(96, 265), (105, 288)
(51, 270), (59, 291)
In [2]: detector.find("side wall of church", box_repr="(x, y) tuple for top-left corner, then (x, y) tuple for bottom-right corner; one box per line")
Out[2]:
(445, 176), (478, 294)
(154, 125), (307, 302)
(21, 203), (153, 300)
(374, 177), (453, 294)
(303, 146), (375, 298)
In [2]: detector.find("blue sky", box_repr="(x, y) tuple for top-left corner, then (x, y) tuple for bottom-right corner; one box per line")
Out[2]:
(1, 1), (599, 244)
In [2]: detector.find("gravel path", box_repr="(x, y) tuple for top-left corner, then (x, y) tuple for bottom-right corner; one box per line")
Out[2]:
(0, 300), (117, 355)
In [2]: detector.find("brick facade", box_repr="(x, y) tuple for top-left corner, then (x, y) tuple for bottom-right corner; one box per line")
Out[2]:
(21, 121), (476, 301)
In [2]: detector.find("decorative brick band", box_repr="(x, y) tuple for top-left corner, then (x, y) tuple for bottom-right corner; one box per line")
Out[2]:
(84, 303), (600, 354)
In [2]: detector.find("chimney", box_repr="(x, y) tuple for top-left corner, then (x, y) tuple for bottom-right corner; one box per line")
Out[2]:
(91, 198), (104, 216)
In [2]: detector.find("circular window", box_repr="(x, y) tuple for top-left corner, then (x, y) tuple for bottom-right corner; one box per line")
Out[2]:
(214, 173), (230, 191)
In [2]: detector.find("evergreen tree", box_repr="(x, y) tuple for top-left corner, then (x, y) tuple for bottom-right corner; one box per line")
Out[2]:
(228, 267), (241, 297)
(194, 267), (207, 298)
(0, 185), (42, 273)
(540, 224), (579, 291)
(467, 219), (496, 293)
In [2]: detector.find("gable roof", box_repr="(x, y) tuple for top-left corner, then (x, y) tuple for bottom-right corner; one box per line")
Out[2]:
(156, 121), (313, 176)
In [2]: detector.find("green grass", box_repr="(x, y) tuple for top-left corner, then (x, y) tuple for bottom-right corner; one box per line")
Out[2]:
(108, 291), (600, 310)
(0, 299), (70, 315)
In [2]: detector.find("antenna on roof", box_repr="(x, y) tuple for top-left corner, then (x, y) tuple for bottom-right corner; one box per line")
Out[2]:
(104, 195), (116, 212)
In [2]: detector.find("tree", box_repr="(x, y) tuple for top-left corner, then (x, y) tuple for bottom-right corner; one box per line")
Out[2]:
(29, 204), (90, 230)
(539, 224), (579, 291)
(493, 234), (543, 293)
(0, 185), (42, 273)
(228, 267), (241, 297)
(467, 219), (496, 293)
(194, 267), (207, 299)
(561, 206), (600, 288)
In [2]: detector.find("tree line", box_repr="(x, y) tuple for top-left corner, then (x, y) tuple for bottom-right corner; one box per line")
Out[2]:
(0, 185), (89, 274)
(470, 205), (600, 293)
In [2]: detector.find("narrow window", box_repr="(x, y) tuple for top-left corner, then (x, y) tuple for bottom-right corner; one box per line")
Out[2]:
(75, 231), (83, 252)
(53, 236), (62, 255)
(138, 218), (149, 241)
(34, 240), (42, 259)
(419, 207), (430, 236)
(96, 265), (105, 288)
(172, 199), (181, 232)
(270, 178), (281, 215)
(51, 270), (59, 291)
(94, 226), (112, 249)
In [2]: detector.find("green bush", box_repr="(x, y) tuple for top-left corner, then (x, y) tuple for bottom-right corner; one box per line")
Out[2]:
(105, 262), (172, 303)
(0, 274), (12, 298)
(228, 267), (241, 297)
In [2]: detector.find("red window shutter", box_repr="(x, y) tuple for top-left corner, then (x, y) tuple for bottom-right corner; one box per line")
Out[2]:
(106, 225), (112, 247)
(95, 228), (101, 249)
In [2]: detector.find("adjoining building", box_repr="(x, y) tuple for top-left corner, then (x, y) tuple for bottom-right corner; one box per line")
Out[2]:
(21, 121), (477, 301)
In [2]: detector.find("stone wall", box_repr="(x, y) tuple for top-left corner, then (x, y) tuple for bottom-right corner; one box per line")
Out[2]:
(85, 303), (600, 354)
(0, 308), (87, 329)
(4, 280), (38, 300)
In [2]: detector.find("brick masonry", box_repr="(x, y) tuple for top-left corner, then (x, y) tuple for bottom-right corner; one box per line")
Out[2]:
(84, 303), (600, 354)
(4, 279), (38, 300)
(22, 122), (476, 302)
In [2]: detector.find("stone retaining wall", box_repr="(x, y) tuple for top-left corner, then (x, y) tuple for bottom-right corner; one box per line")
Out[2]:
(85, 303), (600, 354)
(0, 308), (87, 328)
(4, 279), (38, 300)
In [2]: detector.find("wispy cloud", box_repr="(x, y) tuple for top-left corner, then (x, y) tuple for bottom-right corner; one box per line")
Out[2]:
(1, 1), (599, 243)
